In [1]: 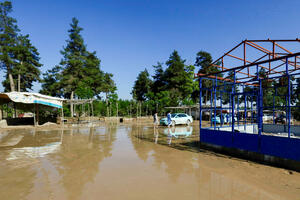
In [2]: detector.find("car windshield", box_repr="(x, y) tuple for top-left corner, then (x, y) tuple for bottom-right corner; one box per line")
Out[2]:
(171, 114), (177, 118)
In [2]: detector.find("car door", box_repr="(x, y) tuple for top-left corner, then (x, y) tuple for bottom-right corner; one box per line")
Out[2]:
(177, 114), (186, 124)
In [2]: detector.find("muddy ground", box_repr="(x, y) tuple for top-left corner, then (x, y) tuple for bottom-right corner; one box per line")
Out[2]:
(0, 122), (299, 200)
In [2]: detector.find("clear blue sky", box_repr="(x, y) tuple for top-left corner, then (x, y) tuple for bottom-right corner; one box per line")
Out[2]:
(7, 0), (300, 99)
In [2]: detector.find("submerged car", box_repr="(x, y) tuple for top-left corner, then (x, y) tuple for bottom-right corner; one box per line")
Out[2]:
(160, 113), (193, 126)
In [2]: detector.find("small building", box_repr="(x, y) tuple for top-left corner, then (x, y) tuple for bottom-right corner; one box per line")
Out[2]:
(0, 92), (64, 126)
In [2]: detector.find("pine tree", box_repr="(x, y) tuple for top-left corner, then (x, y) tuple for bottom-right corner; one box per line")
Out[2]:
(195, 51), (221, 104)
(132, 69), (152, 101)
(82, 51), (103, 97)
(40, 65), (62, 97)
(59, 17), (87, 99)
(151, 62), (166, 93)
(101, 72), (116, 116)
(0, 1), (19, 91)
(2, 34), (42, 91)
(163, 50), (195, 105)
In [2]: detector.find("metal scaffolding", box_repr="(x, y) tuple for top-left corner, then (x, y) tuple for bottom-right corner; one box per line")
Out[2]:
(196, 39), (300, 138)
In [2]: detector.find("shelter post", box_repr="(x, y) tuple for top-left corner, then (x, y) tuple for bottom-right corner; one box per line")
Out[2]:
(61, 106), (64, 126)
(91, 101), (94, 117)
(35, 104), (39, 126)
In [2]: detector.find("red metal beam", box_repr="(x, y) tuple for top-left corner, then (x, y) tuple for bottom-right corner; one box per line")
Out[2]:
(196, 73), (258, 86)
(212, 41), (244, 65)
(227, 54), (282, 75)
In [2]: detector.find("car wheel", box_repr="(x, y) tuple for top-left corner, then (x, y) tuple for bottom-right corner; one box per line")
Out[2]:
(172, 120), (176, 126)
(186, 119), (191, 126)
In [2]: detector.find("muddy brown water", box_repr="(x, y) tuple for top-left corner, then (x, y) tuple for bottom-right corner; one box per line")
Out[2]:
(0, 123), (299, 200)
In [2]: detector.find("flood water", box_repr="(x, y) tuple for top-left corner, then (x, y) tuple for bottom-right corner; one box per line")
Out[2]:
(0, 123), (299, 200)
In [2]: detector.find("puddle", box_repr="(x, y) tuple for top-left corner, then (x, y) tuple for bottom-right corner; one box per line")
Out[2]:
(0, 124), (299, 200)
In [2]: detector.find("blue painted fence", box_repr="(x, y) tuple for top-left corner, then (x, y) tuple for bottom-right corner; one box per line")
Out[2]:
(200, 128), (300, 161)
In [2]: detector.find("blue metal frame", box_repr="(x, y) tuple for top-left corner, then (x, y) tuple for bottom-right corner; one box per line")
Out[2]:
(198, 53), (300, 161)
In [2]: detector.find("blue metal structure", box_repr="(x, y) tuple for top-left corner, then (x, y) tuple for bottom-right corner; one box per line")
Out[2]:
(197, 40), (300, 162)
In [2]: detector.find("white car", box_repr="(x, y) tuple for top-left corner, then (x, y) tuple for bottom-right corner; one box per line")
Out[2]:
(160, 113), (193, 126)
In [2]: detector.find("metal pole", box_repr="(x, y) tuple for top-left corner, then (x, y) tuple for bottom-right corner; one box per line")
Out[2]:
(210, 89), (213, 128)
(286, 57), (291, 137)
(220, 87), (223, 127)
(244, 85), (247, 130)
(214, 75), (217, 130)
(199, 78), (202, 129)
(257, 64), (263, 136)
(232, 70), (236, 132)
(237, 93), (240, 128)
(273, 95), (275, 124)
(251, 95), (253, 124)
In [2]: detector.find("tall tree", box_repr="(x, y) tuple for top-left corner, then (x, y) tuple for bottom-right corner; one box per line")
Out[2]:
(0, 1), (19, 91)
(151, 62), (166, 93)
(132, 69), (152, 101)
(102, 72), (116, 101)
(3, 34), (42, 92)
(222, 70), (239, 105)
(164, 50), (194, 104)
(82, 51), (103, 97)
(294, 78), (300, 120)
(40, 65), (62, 97)
(101, 72), (116, 116)
(59, 17), (87, 99)
(195, 51), (221, 103)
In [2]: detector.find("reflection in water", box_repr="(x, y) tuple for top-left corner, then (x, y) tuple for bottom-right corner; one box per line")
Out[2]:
(56, 125), (117, 200)
(6, 130), (63, 160)
(161, 126), (193, 145)
(0, 124), (299, 200)
(163, 126), (193, 138)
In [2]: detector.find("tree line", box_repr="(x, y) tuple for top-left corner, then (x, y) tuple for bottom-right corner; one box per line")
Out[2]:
(131, 50), (219, 115)
(0, 1), (116, 117)
(1, 1), (300, 119)
(132, 50), (300, 119)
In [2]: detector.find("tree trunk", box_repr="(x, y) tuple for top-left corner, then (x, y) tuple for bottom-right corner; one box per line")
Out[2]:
(116, 102), (118, 118)
(18, 74), (21, 92)
(70, 91), (74, 117)
(106, 92), (109, 117)
(136, 102), (138, 118)
(91, 101), (94, 117)
(8, 73), (15, 92)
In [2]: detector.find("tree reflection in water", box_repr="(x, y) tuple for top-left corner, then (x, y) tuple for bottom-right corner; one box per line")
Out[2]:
(55, 125), (117, 200)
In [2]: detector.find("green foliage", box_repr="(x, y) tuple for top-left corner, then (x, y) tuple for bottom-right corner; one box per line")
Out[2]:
(0, 1), (19, 74)
(0, 1), (41, 92)
(132, 69), (152, 101)
(222, 70), (239, 105)
(41, 17), (116, 100)
(59, 17), (89, 98)
(131, 50), (198, 114)
(151, 62), (166, 93)
(40, 65), (63, 96)
(194, 51), (221, 103)
(2, 34), (42, 91)
(101, 72), (116, 98)
(75, 82), (94, 99)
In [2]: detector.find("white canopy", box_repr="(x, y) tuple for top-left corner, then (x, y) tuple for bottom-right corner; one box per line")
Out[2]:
(0, 92), (64, 109)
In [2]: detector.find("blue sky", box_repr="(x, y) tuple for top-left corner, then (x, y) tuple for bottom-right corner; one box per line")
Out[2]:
(6, 0), (300, 99)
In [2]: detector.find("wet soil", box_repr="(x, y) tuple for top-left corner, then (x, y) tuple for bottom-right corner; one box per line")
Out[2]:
(0, 122), (299, 200)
